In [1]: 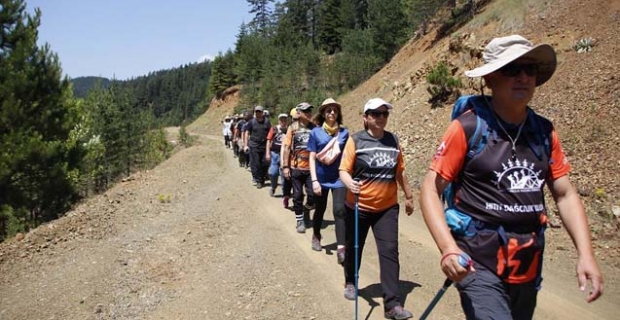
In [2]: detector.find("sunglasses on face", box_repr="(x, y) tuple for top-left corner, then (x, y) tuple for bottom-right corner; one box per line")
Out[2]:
(366, 110), (390, 118)
(324, 107), (338, 114)
(498, 63), (539, 77)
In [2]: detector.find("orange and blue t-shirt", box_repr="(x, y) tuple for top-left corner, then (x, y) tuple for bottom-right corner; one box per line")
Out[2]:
(339, 130), (405, 213)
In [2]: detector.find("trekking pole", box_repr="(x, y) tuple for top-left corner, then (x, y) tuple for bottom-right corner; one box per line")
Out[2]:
(419, 253), (471, 320)
(353, 178), (360, 320)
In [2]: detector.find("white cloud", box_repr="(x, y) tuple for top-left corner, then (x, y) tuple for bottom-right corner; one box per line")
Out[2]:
(197, 54), (214, 63)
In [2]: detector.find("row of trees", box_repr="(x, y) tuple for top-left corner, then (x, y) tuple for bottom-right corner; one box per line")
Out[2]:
(208, 0), (452, 115)
(0, 0), (203, 240)
(0, 0), (455, 240)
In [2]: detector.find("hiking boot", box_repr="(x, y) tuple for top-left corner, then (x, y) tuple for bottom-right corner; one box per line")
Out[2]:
(269, 188), (276, 197)
(337, 247), (345, 265)
(343, 283), (356, 301)
(384, 305), (413, 320)
(296, 221), (306, 233)
(311, 235), (322, 251)
(282, 196), (289, 209)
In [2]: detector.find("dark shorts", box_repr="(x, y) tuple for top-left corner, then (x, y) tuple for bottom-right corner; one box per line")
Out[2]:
(456, 262), (538, 320)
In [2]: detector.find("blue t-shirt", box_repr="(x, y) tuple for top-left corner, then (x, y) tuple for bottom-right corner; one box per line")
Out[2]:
(307, 126), (349, 188)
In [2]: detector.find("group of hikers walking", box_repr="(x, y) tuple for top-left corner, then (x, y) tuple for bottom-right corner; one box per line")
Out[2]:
(220, 35), (603, 320)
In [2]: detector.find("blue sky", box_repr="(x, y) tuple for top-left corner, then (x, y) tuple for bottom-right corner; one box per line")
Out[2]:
(26, 0), (255, 80)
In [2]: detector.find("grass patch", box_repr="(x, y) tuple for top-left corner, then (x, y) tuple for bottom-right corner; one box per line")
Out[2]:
(468, 0), (556, 32)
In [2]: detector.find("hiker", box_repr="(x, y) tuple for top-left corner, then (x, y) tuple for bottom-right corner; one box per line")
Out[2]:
(281, 102), (316, 232)
(307, 98), (349, 263)
(419, 35), (603, 320)
(231, 115), (240, 157)
(243, 106), (271, 188)
(266, 113), (292, 199)
(339, 98), (415, 319)
(222, 116), (233, 148)
(236, 111), (251, 168)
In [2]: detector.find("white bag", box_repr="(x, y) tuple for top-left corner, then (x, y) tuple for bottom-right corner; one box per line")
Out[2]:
(316, 133), (341, 165)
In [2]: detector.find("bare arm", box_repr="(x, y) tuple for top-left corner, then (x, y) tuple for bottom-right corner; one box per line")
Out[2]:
(395, 170), (414, 215)
(548, 175), (603, 302)
(419, 170), (472, 281)
(309, 151), (322, 196)
(281, 129), (291, 179)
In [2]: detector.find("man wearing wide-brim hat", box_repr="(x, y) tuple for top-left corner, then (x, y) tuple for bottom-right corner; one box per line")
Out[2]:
(420, 35), (603, 319)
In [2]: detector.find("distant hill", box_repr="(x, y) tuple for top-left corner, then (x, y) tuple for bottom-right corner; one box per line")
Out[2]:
(71, 76), (111, 98)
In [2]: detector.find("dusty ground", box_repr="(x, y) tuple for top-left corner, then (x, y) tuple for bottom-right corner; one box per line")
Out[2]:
(0, 132), (617, 320)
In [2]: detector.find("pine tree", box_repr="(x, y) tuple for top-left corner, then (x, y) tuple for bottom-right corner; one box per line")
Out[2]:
(368, 0), (408, 62)
(317, 0), (343, 54)
(0, 0), (80, 239)
(247, 0), (275, 36)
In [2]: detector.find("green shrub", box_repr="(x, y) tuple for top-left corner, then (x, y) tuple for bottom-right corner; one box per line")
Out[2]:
(426, 61), (462, 107)
(573, 37), (595, 53)
(178, 125), (194, 147)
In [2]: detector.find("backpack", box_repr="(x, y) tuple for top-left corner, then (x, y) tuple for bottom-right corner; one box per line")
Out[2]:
(288, 120), (315, 167)
(442, 95), (551, 235)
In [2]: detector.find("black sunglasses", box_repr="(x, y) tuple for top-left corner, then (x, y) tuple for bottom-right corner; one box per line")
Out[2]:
(366, 110), (390, 118)
(324, 107), (338, 114)
(498, 63), (539, 77)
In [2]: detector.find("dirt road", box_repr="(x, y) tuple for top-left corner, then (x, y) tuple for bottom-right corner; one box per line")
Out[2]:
(0, 135), (616, 320)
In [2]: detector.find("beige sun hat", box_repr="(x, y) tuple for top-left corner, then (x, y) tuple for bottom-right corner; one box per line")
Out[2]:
(318, 97), (342, 114)
(465, 35), (557, 86)
(290, 107), (300, 119)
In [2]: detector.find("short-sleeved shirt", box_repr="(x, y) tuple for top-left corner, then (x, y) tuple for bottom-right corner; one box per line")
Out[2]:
(430, 109), (570, 226)
(245, 118), (271, 150)
(339, 130), (405, 213)
(307, 126), (349, 188)
(266, 125), (287, 154)
(222, 121), (232, 136)
(283, 121), (315, 170)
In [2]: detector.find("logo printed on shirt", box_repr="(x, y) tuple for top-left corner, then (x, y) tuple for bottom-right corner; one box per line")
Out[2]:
(493, 158), (544, 193)
(369, 152), (397, 168)
(434, 141), (446, 160)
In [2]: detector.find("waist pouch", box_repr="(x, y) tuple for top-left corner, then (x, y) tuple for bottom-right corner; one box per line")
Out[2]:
(450, 209), (546, 285)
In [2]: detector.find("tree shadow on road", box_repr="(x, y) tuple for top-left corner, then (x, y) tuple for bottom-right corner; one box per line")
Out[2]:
(358, 281), (421, 320)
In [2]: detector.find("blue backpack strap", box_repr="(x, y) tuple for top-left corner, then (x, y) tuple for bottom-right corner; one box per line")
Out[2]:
(442, 95), (494, 236)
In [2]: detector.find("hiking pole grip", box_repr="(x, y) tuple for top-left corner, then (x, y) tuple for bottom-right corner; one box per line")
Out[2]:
(419, 253), (471, 320)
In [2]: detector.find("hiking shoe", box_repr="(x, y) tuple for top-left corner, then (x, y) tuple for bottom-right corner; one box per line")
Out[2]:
(269, 188), (276, 197)
(256, 183), (264, 189)
(296, 221), (306, 233)
(384, 305), (413, 320)
(337, 247), (345, 265)
(343, 283), (356, 301)
(311, 235), (322, 251)
(282, 196), (289, 209)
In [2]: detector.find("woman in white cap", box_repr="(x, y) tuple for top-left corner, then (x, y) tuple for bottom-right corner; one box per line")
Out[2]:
(339, 98), (415, 319)
(307, 98), (349, 263)
(419, 35), (603, 319)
